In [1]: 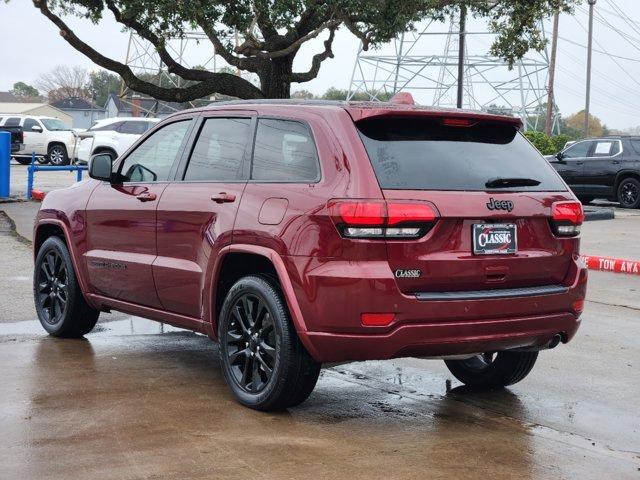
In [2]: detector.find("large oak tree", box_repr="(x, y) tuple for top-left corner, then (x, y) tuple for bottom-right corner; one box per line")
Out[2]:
(25, 0), (579, 100)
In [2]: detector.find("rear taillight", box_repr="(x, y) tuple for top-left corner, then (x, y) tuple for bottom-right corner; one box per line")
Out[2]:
(328, 199), (438, 239)
(551, 201), (584, 236)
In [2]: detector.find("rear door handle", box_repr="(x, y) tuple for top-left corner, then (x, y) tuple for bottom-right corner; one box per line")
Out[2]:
(136, 192), (157, 202)
(211, 192), (236, 204)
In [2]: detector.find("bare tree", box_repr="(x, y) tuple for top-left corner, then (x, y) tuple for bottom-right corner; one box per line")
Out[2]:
(37, 65), (91, 102)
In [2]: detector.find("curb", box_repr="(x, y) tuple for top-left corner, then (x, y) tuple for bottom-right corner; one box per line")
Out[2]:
(584, 208), (615, 221)
(580, 255), (640, 276)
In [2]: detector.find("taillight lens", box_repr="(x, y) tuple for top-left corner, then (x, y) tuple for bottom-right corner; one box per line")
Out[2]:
(328, 199), (438, 239)
(551, 201), (584, 236)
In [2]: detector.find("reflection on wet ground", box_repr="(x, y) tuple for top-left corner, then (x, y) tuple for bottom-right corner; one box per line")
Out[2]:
(0, 317), (638, 480)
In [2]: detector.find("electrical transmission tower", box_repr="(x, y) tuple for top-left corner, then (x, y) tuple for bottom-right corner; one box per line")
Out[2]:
(120, 31), (246, 114)
(347, 13), (560, 133)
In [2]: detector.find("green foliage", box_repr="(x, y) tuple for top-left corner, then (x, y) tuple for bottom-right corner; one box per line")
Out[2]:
(19, 0), (580, 100)
(524, 131), (576, 155)
(524, 131), (556, 155)
(550, 134), (572, 153)
(10, 81), (40, 98)
(87, 70), (121, 106)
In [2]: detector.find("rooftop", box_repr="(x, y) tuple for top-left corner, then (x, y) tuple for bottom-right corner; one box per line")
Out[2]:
(51, 97), (104, 111)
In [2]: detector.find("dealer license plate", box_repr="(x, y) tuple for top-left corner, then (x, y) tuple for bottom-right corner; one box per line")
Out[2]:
(472, 223), (517, 255)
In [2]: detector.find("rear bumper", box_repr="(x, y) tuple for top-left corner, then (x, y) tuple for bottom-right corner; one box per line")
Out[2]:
(305, 312), (580, 362)
(286, 255), (587, 363)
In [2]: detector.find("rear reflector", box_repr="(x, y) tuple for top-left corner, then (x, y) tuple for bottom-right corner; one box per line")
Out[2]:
(361, 313), (395, 326)
(551, 201), (584, 236)
(572, 299), (585, 314)
(328, 199), (439, 239)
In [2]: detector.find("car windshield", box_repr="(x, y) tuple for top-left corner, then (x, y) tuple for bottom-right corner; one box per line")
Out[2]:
(41, 118), (71, 131)
(357, 117), (567, 192)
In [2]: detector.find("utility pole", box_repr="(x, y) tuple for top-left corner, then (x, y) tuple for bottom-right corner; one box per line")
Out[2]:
(545, 11), (560, 136)
(585, 0), (596, 137)
(456, 3), (467, 109)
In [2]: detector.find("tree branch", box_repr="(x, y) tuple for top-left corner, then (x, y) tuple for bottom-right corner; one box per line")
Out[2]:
(291, 26), (336, 83)
(253, 0), (279, 40)
(240, 19), (340, 59)
(32, 0), (263, 100)
(193, 14), (264, 72)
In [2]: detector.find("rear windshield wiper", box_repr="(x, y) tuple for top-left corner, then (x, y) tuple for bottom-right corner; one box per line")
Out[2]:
(485, 177), (541, 188)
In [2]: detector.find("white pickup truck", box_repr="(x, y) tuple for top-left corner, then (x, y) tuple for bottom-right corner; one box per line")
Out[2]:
(0, 115), (78, 165)
(76, 117), (159, 164)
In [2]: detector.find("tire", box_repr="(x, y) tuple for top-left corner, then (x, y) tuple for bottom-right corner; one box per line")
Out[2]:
(218, 275), (321, 411)
(34, 236), (99, 338)
(14, 157), (32, 165)
(616, 177), (640, 209)
(577, 196), (594, 205)
(444, 351), (538, 389)
(47, 144), (69, 166)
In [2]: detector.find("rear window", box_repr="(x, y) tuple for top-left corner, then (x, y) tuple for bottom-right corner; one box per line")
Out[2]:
(357, 117), (566, 191)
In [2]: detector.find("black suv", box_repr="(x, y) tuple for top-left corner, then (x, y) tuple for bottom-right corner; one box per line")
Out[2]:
(549, 136), (640, 208)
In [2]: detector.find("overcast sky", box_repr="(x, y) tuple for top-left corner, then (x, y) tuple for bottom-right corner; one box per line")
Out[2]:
(1, 0), (640, 130)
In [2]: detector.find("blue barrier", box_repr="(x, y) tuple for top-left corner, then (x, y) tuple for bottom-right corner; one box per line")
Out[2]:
(26, 152), (88, 200)
(0, 131), (10, 198)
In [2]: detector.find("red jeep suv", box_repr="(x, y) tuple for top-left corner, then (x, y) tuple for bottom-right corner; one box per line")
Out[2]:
(33, 99), (587, 410)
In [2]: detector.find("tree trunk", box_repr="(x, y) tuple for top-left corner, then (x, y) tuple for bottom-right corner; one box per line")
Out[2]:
(259, 56), (294, 98)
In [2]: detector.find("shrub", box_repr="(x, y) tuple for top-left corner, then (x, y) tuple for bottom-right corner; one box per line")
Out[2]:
(524, 131), (556, 155)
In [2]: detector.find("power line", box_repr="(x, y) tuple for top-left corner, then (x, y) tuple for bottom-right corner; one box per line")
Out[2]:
(547, 31), (640, 62)
(571, 9), (640, 91)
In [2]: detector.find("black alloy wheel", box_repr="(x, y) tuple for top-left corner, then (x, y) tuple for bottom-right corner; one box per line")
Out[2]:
(34, 236), (99, 337)
(218, 275), (321, 411)
(617, 178), (640, 208)
(444, 350), (538, 389)
(224, 293), (277, 393)
(36, 249), (69, 325)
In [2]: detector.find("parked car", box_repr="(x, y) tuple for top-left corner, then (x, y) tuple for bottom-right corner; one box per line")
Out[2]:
(33, 99), (587, 411)
(0, 119), (24, 154)
(0, 115), (78, 165)
(549, 136), (640, 208)
(76, 117), (159, 164)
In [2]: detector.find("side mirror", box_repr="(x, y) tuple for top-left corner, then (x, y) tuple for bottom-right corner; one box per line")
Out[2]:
(555, 152), (566, 163)
(31, 125), (43, 133)
(88, 153), (113, 182)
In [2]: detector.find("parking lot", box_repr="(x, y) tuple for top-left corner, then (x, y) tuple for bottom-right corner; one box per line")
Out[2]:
(0, 168), (639, 479)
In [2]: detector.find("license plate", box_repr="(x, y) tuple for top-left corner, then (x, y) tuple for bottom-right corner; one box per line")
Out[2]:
(472, 223), (517, 255)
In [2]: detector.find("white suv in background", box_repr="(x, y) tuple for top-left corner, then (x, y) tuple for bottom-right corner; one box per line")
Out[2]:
(76, 117), (159, 164)
(0, 115), (77, 165)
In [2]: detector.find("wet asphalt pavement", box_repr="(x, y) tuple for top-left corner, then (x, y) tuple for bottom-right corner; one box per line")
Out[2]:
(0, 201), (639, 479)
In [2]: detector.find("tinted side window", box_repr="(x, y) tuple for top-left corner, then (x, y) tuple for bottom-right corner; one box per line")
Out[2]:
(119, 120), (190, 182)
(630, 140), (640, 155)
(118, 121), (148, 135)
(5, 118), (20, 126)
(90, 122), (122, 132)
(252, 119), (320, 182)
(563, 141), (593, 158)
(23, 118), (39, 130)
(184, 118), (251, 182)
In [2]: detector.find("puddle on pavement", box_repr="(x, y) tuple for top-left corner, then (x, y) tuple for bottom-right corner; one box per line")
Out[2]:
(0, 316), (190, 338)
